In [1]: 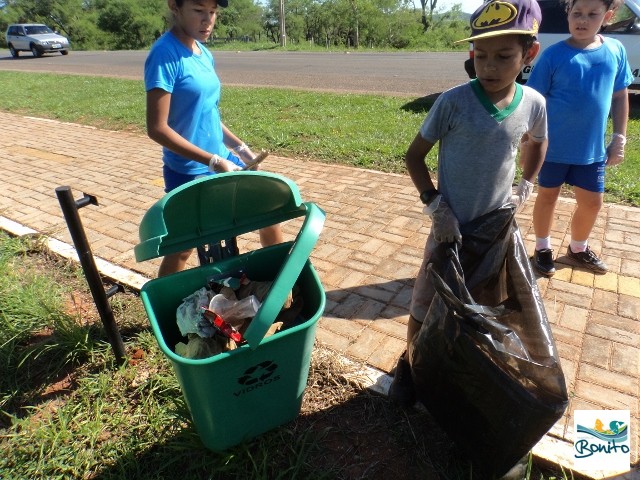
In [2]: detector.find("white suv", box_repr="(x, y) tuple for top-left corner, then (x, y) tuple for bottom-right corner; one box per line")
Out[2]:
(464, 0), (640, 89)
(5, 23), (70, 58)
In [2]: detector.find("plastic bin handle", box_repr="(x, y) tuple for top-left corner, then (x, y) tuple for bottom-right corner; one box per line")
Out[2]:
(243, 202), (325, 348)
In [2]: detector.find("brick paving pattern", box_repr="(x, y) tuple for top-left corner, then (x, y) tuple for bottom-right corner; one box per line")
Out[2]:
(1, 112), (638, 474)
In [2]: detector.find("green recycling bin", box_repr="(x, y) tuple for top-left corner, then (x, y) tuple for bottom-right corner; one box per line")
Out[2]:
(135, 171), (326, 451)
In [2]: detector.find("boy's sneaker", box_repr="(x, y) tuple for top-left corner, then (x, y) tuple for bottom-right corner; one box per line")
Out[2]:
(567, 246), (607, 273)
(388, 352), (416, 408)
(533, 248), (556, 277)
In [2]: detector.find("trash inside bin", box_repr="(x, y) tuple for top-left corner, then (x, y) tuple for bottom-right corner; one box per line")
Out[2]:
(135, 172), (326, 451)
(409, 205), (568, 477)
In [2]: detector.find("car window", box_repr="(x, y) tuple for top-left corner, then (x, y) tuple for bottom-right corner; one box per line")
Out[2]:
(539, 0), (640, 35)
(539, 2), (569, 33)
(602, 4), (640, 34)
(25, 25), (53, 35)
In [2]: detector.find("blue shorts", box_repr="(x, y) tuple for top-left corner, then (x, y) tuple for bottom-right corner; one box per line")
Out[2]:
(163, 152), (245, 192)
(537, 161), (605, 193)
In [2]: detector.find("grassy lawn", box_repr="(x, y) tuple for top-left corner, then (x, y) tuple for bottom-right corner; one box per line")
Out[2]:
(0, 70), (638, 206)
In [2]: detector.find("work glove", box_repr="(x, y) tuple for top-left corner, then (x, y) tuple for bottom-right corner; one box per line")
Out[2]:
(208, 154), (242, 173)
(510, 178), (534, 213)
(233, 143), (259, 167)
(425, 197), (461, 244)
(606, 133), (626, 166)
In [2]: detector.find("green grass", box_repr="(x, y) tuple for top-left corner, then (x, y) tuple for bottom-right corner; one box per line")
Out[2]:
(1, 70), (638, 206)
(0, 235), (103, 413)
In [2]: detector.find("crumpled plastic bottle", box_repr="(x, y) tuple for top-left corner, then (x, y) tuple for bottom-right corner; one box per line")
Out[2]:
(208, 294), (261, 328)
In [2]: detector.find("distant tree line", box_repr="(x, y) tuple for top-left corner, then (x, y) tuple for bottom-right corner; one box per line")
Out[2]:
(0, 0), (472, 50)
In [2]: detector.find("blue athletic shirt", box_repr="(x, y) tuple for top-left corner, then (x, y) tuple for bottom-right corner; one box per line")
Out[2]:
(526, 37), (632, 165)
(144, 31), (230, 175)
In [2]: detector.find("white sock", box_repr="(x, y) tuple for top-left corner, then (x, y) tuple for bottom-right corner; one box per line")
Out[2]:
(535, 237), (551, 251)
(570, 240), (588, 253)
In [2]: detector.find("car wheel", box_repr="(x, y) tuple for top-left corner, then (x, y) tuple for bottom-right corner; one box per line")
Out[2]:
(60, 50), (69, 55)
(8, 45), (19, 58)
(31, 45), (42, 57)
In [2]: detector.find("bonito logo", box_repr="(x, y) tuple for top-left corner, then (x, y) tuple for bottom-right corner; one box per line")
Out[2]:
(234, 361), (281, 396)
(573, 410), (630, 473)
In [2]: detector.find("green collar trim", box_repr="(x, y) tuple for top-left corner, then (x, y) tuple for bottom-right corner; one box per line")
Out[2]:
(470, 79), (522, 122)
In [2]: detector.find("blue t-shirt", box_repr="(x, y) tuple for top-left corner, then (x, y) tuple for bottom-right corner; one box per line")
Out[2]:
(526, 37), (633, 165)
(144, 32), (230, 175)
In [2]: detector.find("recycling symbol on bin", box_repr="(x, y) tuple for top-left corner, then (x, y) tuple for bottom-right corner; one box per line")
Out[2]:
(238, 361), (278, 385)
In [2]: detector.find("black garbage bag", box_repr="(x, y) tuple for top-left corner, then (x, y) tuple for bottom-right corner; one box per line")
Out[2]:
(408, 205), (568, 478)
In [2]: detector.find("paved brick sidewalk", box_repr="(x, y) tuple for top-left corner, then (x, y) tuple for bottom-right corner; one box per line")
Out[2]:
(1, 112), (638, 477)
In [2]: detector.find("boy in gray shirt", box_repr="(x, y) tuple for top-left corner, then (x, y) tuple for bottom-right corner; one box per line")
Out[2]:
(390, 0), (548, 407)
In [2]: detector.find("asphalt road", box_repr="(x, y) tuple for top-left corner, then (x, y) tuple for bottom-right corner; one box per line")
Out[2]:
(0, 49), (470, 97)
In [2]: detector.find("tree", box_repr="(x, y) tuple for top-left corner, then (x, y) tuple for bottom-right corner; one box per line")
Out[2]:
(417, 0), (438, 31)
(216, 0), (264, 41)
(96, 0), (164, 49)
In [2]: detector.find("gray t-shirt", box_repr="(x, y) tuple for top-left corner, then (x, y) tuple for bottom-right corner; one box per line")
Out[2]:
(420, 81), (547, 225)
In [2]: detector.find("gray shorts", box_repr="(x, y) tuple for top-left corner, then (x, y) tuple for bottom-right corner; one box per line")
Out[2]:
(409, 233), (438, 323)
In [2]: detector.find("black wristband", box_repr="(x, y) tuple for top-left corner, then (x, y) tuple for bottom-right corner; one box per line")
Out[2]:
(419, 188), (439, 206)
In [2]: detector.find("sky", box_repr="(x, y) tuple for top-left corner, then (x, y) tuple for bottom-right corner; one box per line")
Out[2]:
(429, 0), (484, 14)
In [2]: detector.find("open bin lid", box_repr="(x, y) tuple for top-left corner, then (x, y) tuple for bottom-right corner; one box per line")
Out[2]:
(135, 171), (311, 261)
(135, 171), (325, 349)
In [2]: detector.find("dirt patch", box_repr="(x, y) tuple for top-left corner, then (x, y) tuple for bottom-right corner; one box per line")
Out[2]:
(294, 348), (463, 479)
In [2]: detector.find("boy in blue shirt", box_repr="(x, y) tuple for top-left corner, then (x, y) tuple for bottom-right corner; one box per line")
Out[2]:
(527, 0), (632, 276)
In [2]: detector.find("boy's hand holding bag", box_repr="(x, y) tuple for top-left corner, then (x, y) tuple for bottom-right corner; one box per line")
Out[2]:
(424, 195), (462, 244)
(510, 178), (534, 213)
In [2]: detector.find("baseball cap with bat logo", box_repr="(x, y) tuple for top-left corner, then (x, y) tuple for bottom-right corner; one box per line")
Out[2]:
(455, 0), (542, 43)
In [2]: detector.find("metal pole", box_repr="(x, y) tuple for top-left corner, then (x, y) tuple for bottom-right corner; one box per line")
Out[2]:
(55, 186), (126, 364)
(279, 0), (286, 47)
